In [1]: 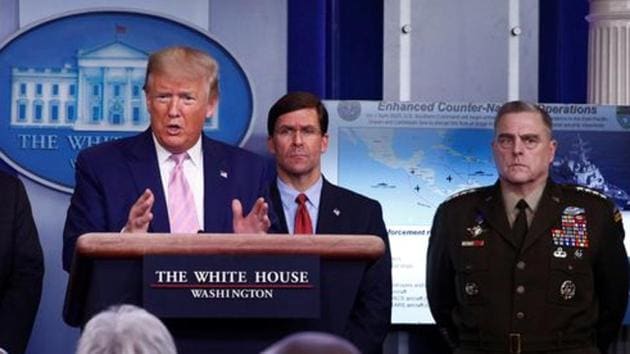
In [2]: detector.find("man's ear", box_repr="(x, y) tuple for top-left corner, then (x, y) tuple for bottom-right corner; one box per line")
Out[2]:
(206, 95), (218, 118)
(267, 136), (276, 155)
(320, 134), (329, 154)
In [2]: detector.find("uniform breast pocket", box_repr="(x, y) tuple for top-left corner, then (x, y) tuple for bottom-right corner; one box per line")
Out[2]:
(547, 255), (593, 306)
(455, 246), (489, 305)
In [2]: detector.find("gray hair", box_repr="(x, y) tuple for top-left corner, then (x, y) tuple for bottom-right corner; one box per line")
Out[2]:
(494, 100), (553, 136)
(76, 304), (177, 354)
(261, 332), (360, 354)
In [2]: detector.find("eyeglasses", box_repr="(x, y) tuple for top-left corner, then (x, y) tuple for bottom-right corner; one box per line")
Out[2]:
(495, 134), (545, 150)
(274, 126), (321, 138)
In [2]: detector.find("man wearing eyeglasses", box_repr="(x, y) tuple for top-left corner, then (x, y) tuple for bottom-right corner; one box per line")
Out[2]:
(426, 101), (628, 354)
(266, 92), (392, 354)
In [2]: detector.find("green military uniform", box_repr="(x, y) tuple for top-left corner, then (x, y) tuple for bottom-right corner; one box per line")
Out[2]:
(427, 180), (628, 353)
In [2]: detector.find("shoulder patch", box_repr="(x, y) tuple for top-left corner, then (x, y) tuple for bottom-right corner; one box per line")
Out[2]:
(570, 185), (609, 200)
(614, 208), (623, 223)
(445, 187), (479, 202)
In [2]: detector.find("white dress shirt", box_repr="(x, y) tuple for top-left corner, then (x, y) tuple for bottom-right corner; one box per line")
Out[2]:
(153, 134), (205, 230)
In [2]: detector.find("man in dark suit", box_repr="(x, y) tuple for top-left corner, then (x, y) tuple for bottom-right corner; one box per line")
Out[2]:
(63, 46), (271, 271)
(0, 171), (44, 354)
(427, 101), (629, 353)
(266, 92), (392, 354)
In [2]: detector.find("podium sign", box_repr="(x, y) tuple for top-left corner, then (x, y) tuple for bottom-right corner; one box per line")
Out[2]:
(143, 254), (320, 318)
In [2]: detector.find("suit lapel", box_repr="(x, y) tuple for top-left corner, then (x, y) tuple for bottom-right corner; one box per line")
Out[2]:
(477, 183), (514, 248)
(202, 137), (232, 232)
(126, 130), (169, 232)
(316, 178), (340, 234)
(269, 181), (289, 234)
(522, 181), (563, 252)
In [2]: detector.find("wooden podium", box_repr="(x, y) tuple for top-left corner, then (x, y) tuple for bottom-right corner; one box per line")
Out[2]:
(63, 233), (385, 354)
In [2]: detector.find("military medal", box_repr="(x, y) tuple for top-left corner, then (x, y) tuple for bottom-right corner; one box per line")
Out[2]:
(466, 225), (484, 238)
(463, 214), (487, 247)
(466, 214), (486, 237)
(551, 206), (589, 248)
(462, 214), (486, 247)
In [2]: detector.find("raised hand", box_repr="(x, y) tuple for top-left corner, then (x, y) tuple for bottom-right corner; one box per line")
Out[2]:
(232, 197), (270, 234)
(124, 189), (154, 233)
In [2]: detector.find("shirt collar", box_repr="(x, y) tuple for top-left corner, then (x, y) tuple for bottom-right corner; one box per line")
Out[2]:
(277, 175), (323, 208)
(502, 181), (546, 213)
(152, 133), (203, 167)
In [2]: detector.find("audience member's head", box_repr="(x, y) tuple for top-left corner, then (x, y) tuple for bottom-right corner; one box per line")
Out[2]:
(76, 304), (177, 354)
(261, 332), (360, 354)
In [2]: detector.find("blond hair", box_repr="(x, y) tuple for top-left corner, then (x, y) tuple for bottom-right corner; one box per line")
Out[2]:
(143, 46), (219, 100)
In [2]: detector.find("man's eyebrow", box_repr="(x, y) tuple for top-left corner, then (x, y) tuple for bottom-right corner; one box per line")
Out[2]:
(278, 123), (317, 128)
(497, 133), (541, 137)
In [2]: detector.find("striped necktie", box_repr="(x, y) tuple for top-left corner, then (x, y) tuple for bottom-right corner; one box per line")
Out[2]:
(167, 153), (200, 233)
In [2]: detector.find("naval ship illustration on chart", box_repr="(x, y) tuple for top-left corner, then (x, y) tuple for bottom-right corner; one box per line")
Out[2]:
(552, 134), (630, 210)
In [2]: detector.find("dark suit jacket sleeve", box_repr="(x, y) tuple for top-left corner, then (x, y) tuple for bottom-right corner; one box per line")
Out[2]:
(426, 202), (459, 348)
(0, 175), (44, 354)
(63, 150), (108, 271)
(343, 201), (392, 354)
(593, 203), (629, 353)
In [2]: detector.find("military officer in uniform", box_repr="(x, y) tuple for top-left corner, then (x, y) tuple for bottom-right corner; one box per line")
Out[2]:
(426, 101), (629, 353)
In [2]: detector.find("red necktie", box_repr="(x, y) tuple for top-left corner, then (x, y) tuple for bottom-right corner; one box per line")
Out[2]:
(294, 193), (313, 234)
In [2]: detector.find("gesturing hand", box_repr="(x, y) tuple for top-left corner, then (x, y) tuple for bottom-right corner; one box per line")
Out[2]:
(124, 189), (154, 233)
(232, 197), (270, 234)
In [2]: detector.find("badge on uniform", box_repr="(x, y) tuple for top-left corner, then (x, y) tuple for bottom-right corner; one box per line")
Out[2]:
(463, 213), (487, 247)
(553, 247), (567, 258)
(560, 280), (576, 300)
(464, 282), (479, 296)
(551, 206), (589, 248)
(461, 240), (485, 247)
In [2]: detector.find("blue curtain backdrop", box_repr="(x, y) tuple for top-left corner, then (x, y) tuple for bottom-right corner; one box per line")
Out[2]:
(287, 0), (383, 99)
(539, 0), (589, 103)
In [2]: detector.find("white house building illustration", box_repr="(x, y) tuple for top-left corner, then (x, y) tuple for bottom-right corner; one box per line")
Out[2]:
(10, 41), (219, 131)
